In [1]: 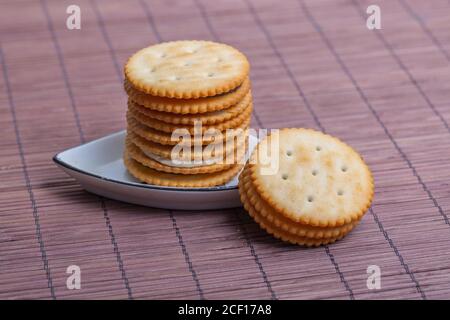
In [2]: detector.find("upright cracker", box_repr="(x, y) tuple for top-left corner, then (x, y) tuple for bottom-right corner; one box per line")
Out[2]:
(239, 168), (359, 239)
(239, 177), (342, 247)
(125, 41), (250, 99)
(124, 77), (251, 114)
(130, 91), (252, 125)
(249, 128), (374, 228)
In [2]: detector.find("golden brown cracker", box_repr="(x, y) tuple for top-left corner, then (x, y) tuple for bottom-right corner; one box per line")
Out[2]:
(127, 130), (247, 162)
(129, 91), (252, 125)
(124, 151), (243, 187)
(127, 113), (250, 146)
(124, 77), (251, 114)
(128, 99), (252, 134)
(124, 41), (250, 99)
(126, 137), (246, 175)
(239, 178), (342, 247)
(249, 128), (374, 228)
(239, 167), (359, 239)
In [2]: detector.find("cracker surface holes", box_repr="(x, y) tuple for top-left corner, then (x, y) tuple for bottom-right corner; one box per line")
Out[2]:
(125, 40), (249, 98)
(282, 174), (288, 180)
(249, 128), (374, 227)
(286, 150), (293, 156)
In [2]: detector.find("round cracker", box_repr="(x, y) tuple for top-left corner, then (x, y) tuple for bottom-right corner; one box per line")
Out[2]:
(124, 77), (251, 114)
(126, 138), (246, 175)
(127, 113), (250, 146)
(128, 99), (252, 134)
(125, 40), (249, 99)
(239, 179), (343, 247)
(249, 128), (374, 228)
(239, 166), (359, 239)
(129, 91), (252, 125)
(124, 151), (242, 187)
(127, 130), (247, 161)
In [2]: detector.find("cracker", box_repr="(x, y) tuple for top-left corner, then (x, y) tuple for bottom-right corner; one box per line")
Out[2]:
(124, 77), (251, 114)
(249, 128), (374, 228)
(127, 130), (247, 161)
(239, 178), (342, 247)
(129, 91), (252, 125)
(124, 151), (242, 187)
(126, 138), (246, 175)
(127, 113), (250, 146)
(124, 40), (250, 99)
(128, 99), (252, 134)
(239, 167), (359, 239)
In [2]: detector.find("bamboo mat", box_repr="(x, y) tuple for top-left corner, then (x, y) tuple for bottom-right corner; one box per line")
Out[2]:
(1, 0), (450, 300)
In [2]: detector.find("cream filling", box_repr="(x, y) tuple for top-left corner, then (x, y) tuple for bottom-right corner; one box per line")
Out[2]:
(142, 149), (222, 168)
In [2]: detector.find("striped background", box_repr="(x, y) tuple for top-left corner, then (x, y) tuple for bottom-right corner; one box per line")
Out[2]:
(1, 0), (450, 299)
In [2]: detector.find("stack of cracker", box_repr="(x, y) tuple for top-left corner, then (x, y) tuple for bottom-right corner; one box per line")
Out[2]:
(239, 129), (374, 246)
(123, 41), (252, 187)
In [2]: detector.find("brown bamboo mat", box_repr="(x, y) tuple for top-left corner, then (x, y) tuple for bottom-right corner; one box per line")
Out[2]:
(1, 0), (450, 300)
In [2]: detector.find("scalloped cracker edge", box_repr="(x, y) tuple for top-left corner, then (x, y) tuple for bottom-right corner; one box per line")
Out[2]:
(249, 128), (374, 228)
(239, 167), (360, 239)
(124, 40), (249, 99)
(124, 151), (242, 187)
(129, 91), (252, 125)
(128, 99), (252, 134)
(125, 77), (251, 114)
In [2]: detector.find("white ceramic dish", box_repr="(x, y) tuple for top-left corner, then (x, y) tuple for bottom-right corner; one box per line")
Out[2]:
(53, 131), (258, 210)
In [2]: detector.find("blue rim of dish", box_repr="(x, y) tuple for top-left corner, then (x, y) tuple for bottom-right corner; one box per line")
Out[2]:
(52, 131), (239, 192)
